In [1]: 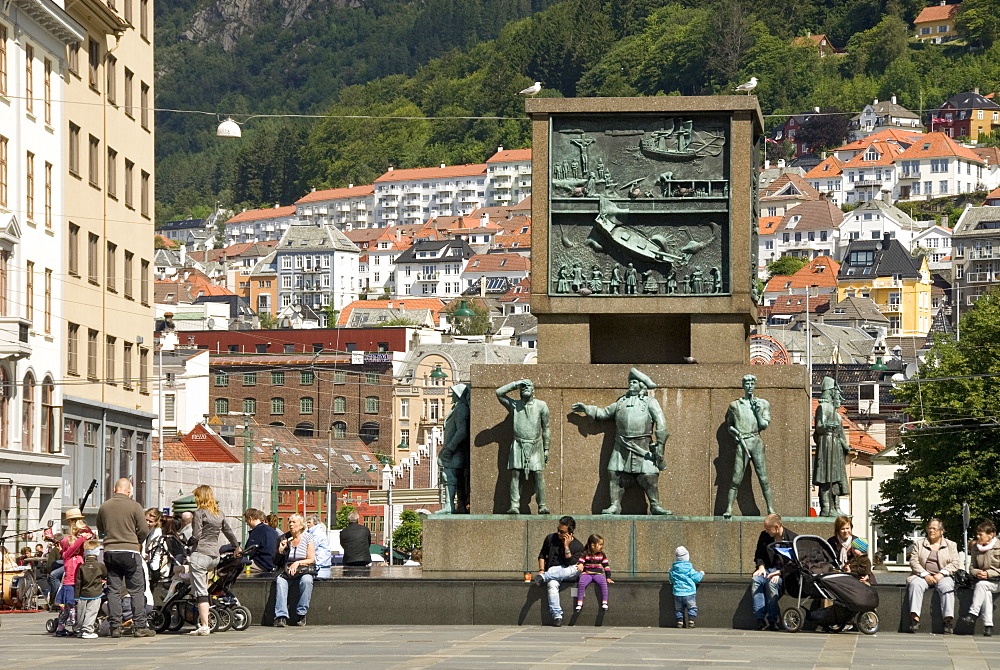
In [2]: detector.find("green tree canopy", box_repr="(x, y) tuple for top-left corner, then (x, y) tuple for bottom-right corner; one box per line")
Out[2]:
(335, 504), (356, 530)
(392, 509), (424, 553)
(767, 255), (809, 279)
(873, 289), (1000, 552)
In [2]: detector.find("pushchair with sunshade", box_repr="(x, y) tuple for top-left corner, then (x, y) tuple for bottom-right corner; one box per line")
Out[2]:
(771, 534), (880, 635)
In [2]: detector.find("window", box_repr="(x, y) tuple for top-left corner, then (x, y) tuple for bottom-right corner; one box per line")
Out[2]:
(44, 162), (52, 227)
(0, 135), (6, 208)
(88, 39), (99, 90)
(25, 152), (34, 220)
(140, 170), (149, 217)
(400, 398), (409, 419)
(140, 82), (149, 129)
(271, 371), (284, 385)
(124, 69), (133, 117)
(332, 421), (347, 439)
(22, 374), (34, 449)
(940, 180), (948, 194)
(68, 223), (80, 275)
(140, 259), (149, 304)
(105, 336), (115, 383)
(334, 396), (346, 413)
(124, 0), (132, 23)
(365, 396), (379, 413)
(365, 372), (378, 384)
(243, 398), (256, 414)
(24, 44), (33, 114)
(124, 251), (133, 298)
(123, 342), (132, 388)
(163, 394), (176, 422)
(271, 398), (284, 415)
(105, 55), (116, 104)
(106, 148), (117, 198)
(88, 135), (99, 187)
(334, 370), (346, 384)
(214, 372), (228, 387)
(300, 397), (314, 414)
(42, 268), (51, 332)
(67, 324), (79, 375)
(68, 42), (78, 75)
(87, 329), (98, 379)
(68, 123), (80, 175)
(88, 233), (99, 283)
(0, 25), (6, 96)
(243, 372), (256, 386)
(140, 0), (149, 40)
(25, 261), (33, 321)
(43, 59), (51, 124)
(215, 398), (229, 414)
(300, 371), (314, 385)
(106, 242), (116, 291)
(124, 159), (134, 208)
(139, 348), (149, 393)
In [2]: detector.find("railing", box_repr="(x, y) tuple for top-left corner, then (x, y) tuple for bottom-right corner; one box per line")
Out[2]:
(877, 303), (903, 313)
(965, 271), (996, 283)
(0, 316), (32, 359)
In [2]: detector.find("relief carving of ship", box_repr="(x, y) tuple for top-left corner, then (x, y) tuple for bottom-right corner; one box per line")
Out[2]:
(639, 129), (698, 161)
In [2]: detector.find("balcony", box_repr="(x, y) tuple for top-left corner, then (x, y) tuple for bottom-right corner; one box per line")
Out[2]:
(877, 303), (903, 313)
(417, 273), (440, 281)
(853, 179), (883, 188)
(899, 171), (920, 180)
(0, 317), (32, 359)
(965, 271), (997, 283)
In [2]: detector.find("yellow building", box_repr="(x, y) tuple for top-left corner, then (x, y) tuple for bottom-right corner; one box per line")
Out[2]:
(837, 235), (933, 336)
(61, 0), (156, 511)
(914, 2), (960, 43)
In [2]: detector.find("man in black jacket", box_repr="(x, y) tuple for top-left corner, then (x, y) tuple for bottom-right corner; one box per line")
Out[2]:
(533, 515), (585, 626)
(340, 511), (372, 567)
(751, 513), (797, 630)
(243, 508), (277, 573)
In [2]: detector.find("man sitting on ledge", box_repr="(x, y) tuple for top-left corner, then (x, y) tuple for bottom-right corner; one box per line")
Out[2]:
(751, 513), (796, 630)
(533, 515), (585, 627)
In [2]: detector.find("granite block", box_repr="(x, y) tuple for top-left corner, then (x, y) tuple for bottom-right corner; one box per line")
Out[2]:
(637, 519), (742, 574)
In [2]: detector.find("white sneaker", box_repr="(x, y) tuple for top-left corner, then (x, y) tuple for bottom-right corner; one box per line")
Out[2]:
(81, 632), (98, 639)
(188, 626), (210, 636)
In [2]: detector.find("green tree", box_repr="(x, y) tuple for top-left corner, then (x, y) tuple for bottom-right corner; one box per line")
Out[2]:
(335, 504), (356, 530)
(767, 255), (809, 279)
(873, 289), (1000, 552)
(452, 300), (493, 336)
(795, 107), (850, 152)
(957, 0), (1000, 48)
(844, 15), (909, 77)
(258, 313), (277, 329)
(392, 509), (424, 553)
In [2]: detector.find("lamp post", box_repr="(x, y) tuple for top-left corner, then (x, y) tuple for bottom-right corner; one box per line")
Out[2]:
(262, 438), (278, 515)
(299, 473), (307, 516)
(382, 464), (393, 567)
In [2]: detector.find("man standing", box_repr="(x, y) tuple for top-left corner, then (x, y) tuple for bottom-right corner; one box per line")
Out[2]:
(96, 478), (155, 637)
(496, 379), (551, 514)
(437, 384), (470, 514)
(813, 377), (850, 517)
(533, 516), (585, 627)
(340, 511), (372, 567)
(723, 374), (775, 519)
(243, 508), (278, 574)
(572, 368), (671, 515)
(751, 513), (796, 630)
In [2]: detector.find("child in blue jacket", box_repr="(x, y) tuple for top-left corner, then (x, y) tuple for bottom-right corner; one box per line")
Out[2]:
(669, 545), (704, 628)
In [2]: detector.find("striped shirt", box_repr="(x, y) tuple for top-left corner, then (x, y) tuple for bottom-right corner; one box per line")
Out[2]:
(578, 553), (611, 578)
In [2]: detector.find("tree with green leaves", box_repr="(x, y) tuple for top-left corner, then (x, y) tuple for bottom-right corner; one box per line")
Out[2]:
(258, 313), (277, 329)
(796, 107), (850, 153)
(452, 300), (493, 336)
(958, 0), (1000, 49)
(335, 504), (356, 530)
(767, 255), (809, 279)
(873, 288), (1000, 553)
(392, 509), (424, 553)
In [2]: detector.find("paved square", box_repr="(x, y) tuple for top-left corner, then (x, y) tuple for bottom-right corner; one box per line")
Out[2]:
(2, 613), (999, 668)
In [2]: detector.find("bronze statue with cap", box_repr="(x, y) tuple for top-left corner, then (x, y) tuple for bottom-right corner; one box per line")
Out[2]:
(436, 383), (471, 514)
(571, 368), (671, 515)
(813, 376), (849, 517)
(495, 379), (551, 514)
(723, 374), (775, 519)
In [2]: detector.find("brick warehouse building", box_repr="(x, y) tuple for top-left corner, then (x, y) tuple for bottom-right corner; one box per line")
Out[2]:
(209, 353), (395, 455)
(179, 327), (410, 355)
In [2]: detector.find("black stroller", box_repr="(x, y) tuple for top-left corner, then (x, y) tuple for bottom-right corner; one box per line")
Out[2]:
(772, 534), (880, 635)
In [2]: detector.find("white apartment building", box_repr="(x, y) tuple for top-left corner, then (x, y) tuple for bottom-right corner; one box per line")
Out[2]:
(151, 346), (209, 441)
(295, 184), (374, 231)
(0, 0), (85, 539)
(486, 147), (532, 206)
(392, 239), (475, 298)
(274, 223), (360, 319)
(894, 134), (985, 201)
(225, 205), (297, 245)
(375, 164), (489, 226)
(912, 224), (953, 272)
(836, 199), (924, 258)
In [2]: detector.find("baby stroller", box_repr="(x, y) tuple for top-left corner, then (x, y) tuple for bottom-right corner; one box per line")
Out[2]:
(772, 534), (880, 635)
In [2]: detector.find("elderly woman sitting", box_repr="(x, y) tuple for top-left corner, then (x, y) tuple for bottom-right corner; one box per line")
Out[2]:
(961, 520), (1000, 637)
(907, 518), (960, 634)
(273, 513), (316, 627)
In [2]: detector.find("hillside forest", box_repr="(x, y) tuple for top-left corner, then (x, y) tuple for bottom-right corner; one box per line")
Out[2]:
(155, 0), (1000, 222)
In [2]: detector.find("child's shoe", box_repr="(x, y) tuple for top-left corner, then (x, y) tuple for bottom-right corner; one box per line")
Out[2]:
(575, 604), (582, 612)
(676, 620), (685, 628)
(686, 620), (696, 628)
(601, 602), (608, 610)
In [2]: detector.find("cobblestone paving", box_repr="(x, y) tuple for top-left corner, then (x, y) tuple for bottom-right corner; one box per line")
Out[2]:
(2, 612), (999, 669)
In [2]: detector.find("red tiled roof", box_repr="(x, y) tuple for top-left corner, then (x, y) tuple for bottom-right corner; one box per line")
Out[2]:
(486, 148), (531, 163)
(973, 146), (1000, 166)
(804, 155), (845, 179)
(987, 186), (1000, 201)
(226, 205), (297, 224)
(841, 141), (906, 168)
(765, 256), (841, 292)
(777, 200), (844, 232)
(179, 425), (241, 463)
(295, 184), (375, 204)
(761, 173), (822, 200)
(769, 294), (830, 314)
(337, 298), (445, 326)
(375, 164), (487, 183)
(836, 128), (925, 152)
(155, 235), (178, 249)
(915, 3), (959, 24)
(758, 216), (782, 235)
(500, 277), (531, 301)
(464, 253), (530, 273)
(894, 132), (985, 163)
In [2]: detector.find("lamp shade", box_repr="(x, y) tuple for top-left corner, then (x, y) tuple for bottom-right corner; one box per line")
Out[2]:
(453, 300), (475, 318)
(429, 363), (448, 379)
(870, 356), (888, 371)
(217, 117), (242, 138)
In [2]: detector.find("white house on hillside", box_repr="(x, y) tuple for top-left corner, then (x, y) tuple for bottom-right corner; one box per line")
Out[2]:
(836, 199), (924, 258)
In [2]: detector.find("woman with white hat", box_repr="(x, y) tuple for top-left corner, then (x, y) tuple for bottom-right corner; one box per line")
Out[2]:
(54, 507), (93, 636)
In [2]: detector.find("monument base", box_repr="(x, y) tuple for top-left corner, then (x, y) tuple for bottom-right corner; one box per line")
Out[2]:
(423, 515), (834, 574)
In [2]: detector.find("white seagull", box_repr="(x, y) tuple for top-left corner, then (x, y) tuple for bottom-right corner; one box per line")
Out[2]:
(735, 77), (758, 95)
(519, 81), (542, 97)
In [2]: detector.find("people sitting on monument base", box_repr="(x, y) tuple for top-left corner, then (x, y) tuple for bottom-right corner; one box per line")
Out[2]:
(750, 513), (797, 631)
(533, 515), (585, 627)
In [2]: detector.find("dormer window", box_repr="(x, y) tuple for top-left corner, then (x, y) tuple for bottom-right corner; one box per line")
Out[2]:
(864, 150), (878, 161)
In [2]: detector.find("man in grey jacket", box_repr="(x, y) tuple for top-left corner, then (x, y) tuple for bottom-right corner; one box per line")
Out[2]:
(97, 478), (155, 637)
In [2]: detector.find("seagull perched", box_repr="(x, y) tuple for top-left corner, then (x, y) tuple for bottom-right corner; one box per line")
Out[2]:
(735, 77), (758, 95)
(519, 81), (542, 97)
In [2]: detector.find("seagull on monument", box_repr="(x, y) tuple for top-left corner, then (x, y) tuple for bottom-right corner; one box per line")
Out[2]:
(519, 81), (542, 97)
(735, 77), (758, 95)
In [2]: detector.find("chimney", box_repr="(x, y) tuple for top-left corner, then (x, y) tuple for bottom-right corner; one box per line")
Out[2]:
(348, 183), (354, 189)
(940, 214), (949, 228)
(764, 159), (771, 170)
(311, 187), (316, 192)
(883, 232), (892, 243)
(387, 166), (394, 171)
(777, 159), (786, 168)
(440, 163), (446, 169)
(891, 95), (897, 105)
(873, 98), (878, 105)
(480, 212), (489, 228)
(480, 280), (486, 297)
(180, 243), (187, 266)
(497, 146), (504, 152)
(882, 189), (892, 205)
(975, 86), (981, 95)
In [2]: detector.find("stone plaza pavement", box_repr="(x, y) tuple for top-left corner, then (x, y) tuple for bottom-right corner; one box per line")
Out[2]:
(3, 613), (1000, 669)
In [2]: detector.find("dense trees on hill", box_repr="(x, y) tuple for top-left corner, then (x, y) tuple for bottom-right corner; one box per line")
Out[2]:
(155, 0), (1000, 223)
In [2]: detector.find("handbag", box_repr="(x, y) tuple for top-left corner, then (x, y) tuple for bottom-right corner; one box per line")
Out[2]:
(295, 563), (318, 577)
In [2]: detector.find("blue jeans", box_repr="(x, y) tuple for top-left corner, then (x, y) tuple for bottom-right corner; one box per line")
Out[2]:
(539, 565), (579, 620)
(751, 573), (782, 622)
(674, 594), (698, 620)
(274, 573), (314, 619)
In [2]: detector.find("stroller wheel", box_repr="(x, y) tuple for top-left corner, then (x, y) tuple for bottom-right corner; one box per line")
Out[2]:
(781, 607), (807, 633)
(230, 606), (252, 631)
(45, 618), (58, 633)
(215, 607), (233, 632)
(856, 610), (879, 635)
(207, 609), (221, 633)
(148, 607), (169, 634)
(168, 606), (184, 631)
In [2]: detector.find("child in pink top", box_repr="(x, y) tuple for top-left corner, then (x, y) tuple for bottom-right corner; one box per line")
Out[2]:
(575, 534), (613, 611)
(54, 508), (93, 636)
